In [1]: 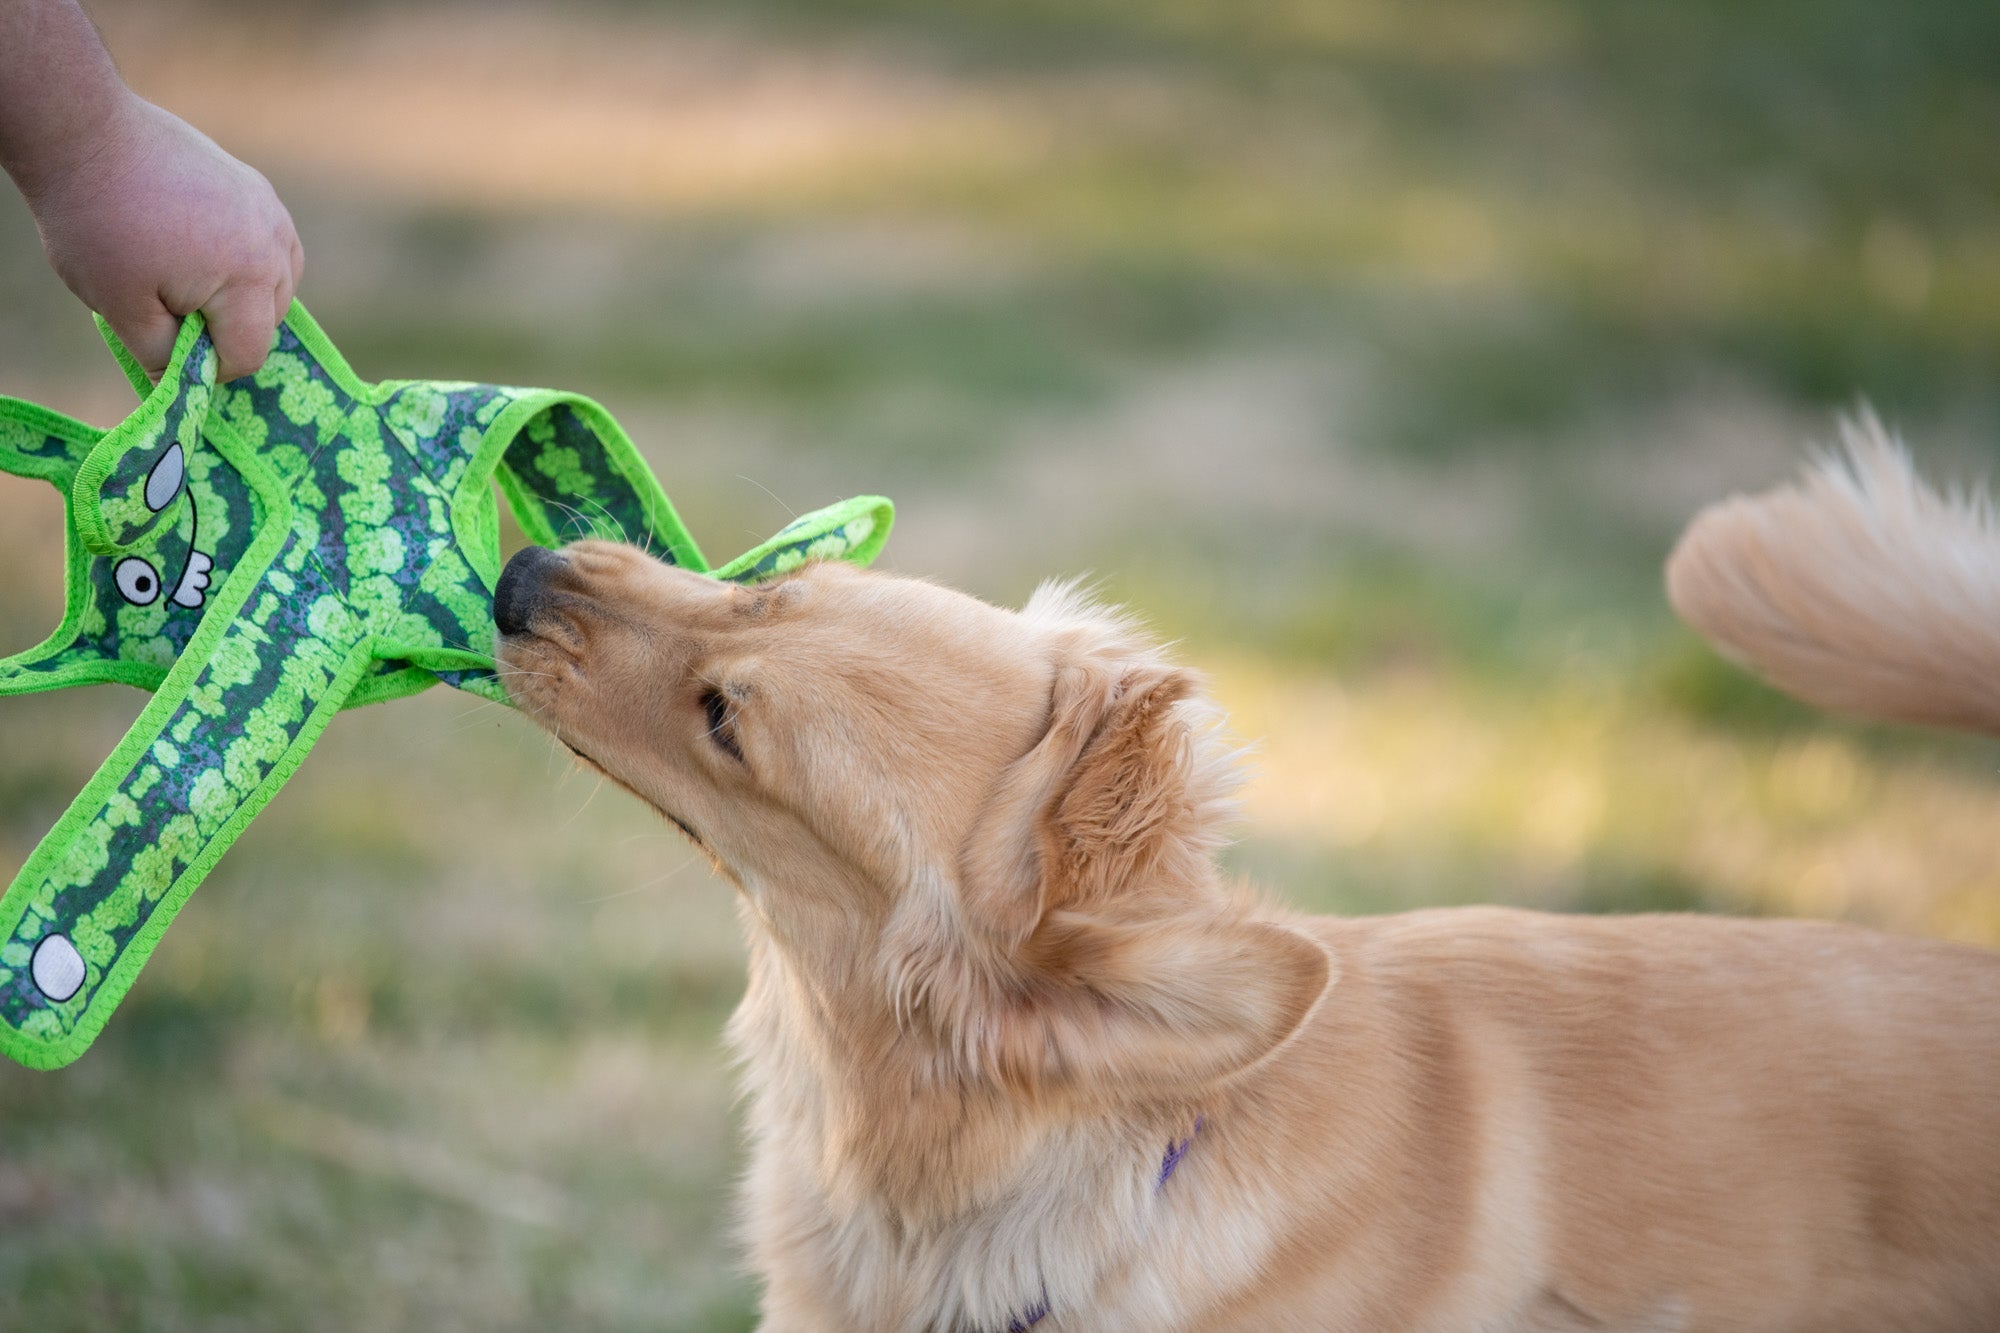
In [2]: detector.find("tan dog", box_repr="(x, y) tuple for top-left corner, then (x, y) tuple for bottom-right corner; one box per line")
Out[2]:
(493, 439), (2000, 1330)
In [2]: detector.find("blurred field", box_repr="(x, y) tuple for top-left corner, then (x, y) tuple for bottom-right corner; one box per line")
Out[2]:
(1, 0), (1997, 1327)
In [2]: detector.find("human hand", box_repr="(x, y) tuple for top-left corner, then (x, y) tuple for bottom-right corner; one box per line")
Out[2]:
(19, 93), (303, 383)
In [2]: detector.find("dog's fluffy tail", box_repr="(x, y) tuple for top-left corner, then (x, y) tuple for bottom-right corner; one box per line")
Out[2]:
(1665, 411), (2000, 735)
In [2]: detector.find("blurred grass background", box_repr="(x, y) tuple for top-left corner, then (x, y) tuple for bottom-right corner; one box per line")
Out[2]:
(1, 0), (1997, 1327)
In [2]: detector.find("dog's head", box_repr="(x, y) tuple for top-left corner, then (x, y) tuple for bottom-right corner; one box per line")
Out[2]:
(495, 543), (1327, 1103)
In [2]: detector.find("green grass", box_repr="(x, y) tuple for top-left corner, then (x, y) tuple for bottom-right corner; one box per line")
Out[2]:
(0, 690), (761, 1331)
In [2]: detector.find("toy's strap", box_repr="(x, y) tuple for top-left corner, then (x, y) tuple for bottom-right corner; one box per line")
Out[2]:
(0, 531), (369, 1070)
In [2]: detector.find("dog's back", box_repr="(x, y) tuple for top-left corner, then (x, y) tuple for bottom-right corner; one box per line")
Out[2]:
(1249, 907), (2000, 1333)
(1640, 419), (2000, 1326)
(1666, 412), (2000, 735)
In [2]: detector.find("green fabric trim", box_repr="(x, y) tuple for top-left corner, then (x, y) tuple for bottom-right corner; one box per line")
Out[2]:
(97, 312), (157, 399)
(0, 401), (101, 690)
(0, 302), (894, 1069)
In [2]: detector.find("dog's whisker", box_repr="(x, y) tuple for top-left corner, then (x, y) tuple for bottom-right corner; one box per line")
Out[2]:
(613, 829), (684, 847)
(735, 473), (800, 522)
(545, 495), (631, 547)
(539, 497), (595, 543)
(442, 698), (511, 734)
(574, 861), (693, 906)
(558, 772), (607, 827)
(576, 493), (635, 547)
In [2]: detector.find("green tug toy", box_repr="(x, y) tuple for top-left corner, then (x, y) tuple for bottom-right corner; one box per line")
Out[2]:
(0, 304), (891, 1070)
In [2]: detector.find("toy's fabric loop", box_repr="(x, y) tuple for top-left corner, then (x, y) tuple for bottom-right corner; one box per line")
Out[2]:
(0, 302), (893, 1069)
(484, 393), (707, 571)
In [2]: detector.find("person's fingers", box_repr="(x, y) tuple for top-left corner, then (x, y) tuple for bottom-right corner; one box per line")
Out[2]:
(106, 299), (183, 382)
(202, 282), (281, 382)
(288, 228), (305, 294)
(272, 257), (296, 329)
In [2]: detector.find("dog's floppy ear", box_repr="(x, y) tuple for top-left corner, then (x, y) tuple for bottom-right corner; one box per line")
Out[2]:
(954, 649), (1330, 1091)
(1003, 911), (1330, 1093)
(958, 656), (1201, 942)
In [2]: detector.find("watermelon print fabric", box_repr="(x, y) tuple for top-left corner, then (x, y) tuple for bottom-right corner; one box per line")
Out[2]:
(0, 304), (892, 1069)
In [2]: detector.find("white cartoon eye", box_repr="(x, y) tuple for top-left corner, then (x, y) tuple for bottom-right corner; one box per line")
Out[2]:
(31, 933), (86, 1002)
(114, 556), (163, 605)
(144, 443), (185, 512)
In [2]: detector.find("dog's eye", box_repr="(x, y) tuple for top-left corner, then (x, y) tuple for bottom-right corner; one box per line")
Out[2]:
(701, 687), (745, 763)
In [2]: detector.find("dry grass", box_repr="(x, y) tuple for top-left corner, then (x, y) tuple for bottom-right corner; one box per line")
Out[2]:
(1218, 659), (2000, 943)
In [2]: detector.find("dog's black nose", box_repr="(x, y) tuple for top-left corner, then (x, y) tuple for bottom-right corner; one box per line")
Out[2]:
(494, 544), (563, 636)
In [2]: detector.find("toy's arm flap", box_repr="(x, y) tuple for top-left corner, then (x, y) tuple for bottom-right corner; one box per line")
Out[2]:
(711, 495), (894, 582)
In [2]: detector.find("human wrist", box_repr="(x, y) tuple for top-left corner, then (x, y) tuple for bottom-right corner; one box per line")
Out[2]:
(3, 80), (138, 204)
(0, 0), (135, 198)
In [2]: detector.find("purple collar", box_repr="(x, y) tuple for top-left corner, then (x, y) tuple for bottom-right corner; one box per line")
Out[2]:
(1005, 1118), (1204, 1330)
(1157, 1116), (1204, 1188)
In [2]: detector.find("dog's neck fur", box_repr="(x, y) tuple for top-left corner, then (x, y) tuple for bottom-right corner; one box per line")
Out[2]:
(725, 875), (1221, 1329)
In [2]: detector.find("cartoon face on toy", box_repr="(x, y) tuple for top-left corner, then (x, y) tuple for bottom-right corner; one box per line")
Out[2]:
(109, 442), (213, 609)
(0, 361), (254, 693)
(79, 335), (235, 649)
